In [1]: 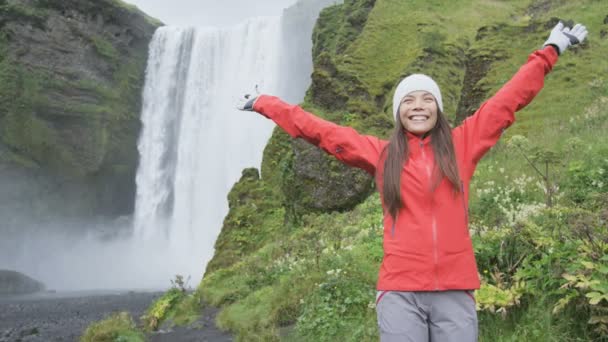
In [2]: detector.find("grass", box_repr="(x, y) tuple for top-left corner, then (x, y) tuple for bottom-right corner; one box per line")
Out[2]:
(80, 312), (144, 342)
(479, 296), (594, 342)
(342, 0), (532, 99)
(470, 93), (608, 209)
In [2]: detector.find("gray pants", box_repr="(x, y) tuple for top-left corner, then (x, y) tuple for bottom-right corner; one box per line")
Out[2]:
(376, 290), (478, 342)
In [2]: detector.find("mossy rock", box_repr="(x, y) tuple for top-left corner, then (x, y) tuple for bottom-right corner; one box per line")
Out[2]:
(0, 0), (161, 216)
(282, 139), (375, 220)
(205, 168), (284, 275)
(0, 269), (45, 295)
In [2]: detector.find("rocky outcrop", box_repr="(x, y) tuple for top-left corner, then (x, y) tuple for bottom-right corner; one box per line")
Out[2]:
(263, 0), (379, 221)
(0, 270), (44, 295)
(283, 139), (375, 218)
(0, 0), (161, 220)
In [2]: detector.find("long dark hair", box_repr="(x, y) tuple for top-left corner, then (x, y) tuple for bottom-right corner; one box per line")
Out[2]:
(378, 108), (461, 219)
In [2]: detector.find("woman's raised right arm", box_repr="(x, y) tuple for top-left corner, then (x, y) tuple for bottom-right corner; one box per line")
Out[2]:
(252, 95), (386, 175)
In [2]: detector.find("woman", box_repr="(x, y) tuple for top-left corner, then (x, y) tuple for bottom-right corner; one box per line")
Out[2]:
(237, 22), (587, 341)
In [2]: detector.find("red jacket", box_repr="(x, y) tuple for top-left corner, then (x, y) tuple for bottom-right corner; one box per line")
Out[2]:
(253, 47), (558, 291)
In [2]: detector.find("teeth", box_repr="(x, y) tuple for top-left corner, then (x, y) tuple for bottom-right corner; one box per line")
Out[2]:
(410, 115), (428, 122)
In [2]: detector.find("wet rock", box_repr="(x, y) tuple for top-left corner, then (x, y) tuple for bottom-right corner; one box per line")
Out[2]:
(284, 139), (375, 216)
(0, 270), (45, 296)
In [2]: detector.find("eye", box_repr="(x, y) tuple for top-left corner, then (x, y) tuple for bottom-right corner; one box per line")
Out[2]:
(424, 97), (434, 102)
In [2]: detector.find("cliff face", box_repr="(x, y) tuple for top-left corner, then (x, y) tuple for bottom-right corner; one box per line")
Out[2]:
(0, 0), (161, 220)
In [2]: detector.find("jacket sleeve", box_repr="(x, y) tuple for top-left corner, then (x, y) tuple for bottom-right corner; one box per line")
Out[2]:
(454, 46), (559, 170)
(253, 95), (385, 175)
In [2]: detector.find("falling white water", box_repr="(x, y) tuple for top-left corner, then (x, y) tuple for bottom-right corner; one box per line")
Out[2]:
(133, 18), (285, 286)
(0, 0), (338, 292)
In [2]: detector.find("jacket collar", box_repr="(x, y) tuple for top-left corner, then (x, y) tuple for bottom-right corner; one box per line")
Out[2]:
(405, 130), (432, 145)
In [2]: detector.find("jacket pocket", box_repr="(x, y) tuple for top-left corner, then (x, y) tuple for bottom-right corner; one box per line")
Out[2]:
(465, 290), (475, 303)
(376, 291), (388, 306)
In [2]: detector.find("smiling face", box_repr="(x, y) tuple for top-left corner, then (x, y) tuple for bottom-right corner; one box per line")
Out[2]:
(398, 90), (438, 136)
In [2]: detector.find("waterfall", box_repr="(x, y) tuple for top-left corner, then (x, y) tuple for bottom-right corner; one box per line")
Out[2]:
(0, 0), (340, 291)
(132, 18), (286, 284)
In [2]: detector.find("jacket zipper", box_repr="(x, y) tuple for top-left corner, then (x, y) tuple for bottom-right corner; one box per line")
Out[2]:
(461, 182), (469, 225)
(421, 140), (439, 291)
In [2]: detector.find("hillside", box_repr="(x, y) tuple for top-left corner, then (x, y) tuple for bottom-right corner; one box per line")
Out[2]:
(198, 0), (608, 341)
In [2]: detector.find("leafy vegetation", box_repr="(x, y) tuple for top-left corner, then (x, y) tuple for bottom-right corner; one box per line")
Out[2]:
(80, 312), (144, 342)
(140, 275), (200, 332)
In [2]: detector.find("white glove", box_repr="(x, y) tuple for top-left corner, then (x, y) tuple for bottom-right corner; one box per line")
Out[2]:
(543, 21), (588, 55)
(236, 85), (260, 111)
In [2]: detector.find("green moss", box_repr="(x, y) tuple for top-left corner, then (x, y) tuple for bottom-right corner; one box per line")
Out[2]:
(34, 0), (163, 27)
(0, 0), (157, 216)
(0, 2), (48, 30)
(261, 127), (292, 190)
(311, 4), (344, 59)
(0, 0), (151, 178)
(0, 62), (69, 171)
(90, 35), (119, 62)
(0, 63), (112, 175)
(141, 288), (186, 332)
(204, 168), (285, 274)
(312, 0), (375, 58)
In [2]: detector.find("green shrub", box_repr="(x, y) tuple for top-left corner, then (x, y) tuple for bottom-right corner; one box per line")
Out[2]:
(80, 312), (143, 342)
(562, 157), (608, 207)
(141, 276), (190, 332)
(473, 206), (608, 339)
(295, 268), (377, 341)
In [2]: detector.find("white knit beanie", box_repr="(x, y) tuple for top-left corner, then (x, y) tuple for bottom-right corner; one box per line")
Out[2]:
(392, 74), (443, 121)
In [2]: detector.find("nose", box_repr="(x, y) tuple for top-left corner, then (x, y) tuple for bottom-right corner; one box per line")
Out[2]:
(413, 97), (425, 109)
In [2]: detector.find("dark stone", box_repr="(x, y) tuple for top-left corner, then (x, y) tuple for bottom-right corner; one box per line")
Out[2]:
(284, 139), (374, 215)
(0, 270), (45, 295)
(308, 68), (349, 110)
(19, 327), (39, 337)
